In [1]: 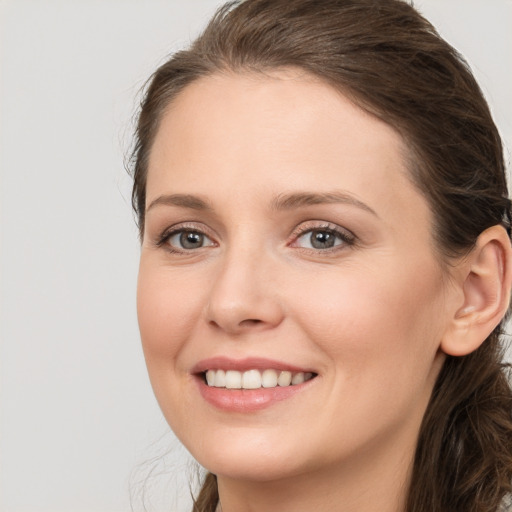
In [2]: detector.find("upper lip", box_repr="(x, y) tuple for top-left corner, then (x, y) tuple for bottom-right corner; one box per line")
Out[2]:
(191, 356), (315, 374)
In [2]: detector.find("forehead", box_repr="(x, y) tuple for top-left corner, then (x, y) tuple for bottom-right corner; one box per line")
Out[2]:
(146, 69), (431, 235)
(149, 69), (408, 172)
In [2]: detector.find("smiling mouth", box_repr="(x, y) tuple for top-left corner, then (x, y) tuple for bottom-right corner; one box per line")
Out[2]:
(203, 369), (317, 389)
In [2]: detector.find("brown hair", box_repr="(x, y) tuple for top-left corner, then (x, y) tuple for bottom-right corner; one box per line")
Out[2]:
(129, 1), (512, 510)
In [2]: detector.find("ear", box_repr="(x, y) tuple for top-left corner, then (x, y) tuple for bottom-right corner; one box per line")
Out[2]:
(441, 225), (512, 357)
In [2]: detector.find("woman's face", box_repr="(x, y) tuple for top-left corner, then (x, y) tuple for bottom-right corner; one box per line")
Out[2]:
(137, 70), (458, 483)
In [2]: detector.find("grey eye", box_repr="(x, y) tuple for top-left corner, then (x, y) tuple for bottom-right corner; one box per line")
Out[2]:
(168, 230), (214, 250)
(181, 231), (204, 249)
(296, 229), (345, 250)
(310, 230), (337, 249)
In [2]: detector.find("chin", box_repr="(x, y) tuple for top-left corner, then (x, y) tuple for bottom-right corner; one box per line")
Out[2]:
(185, 430), (308, 482)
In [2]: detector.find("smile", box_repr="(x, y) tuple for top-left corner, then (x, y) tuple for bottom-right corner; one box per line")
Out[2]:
(205, 369), (316, 389)
(193, 358), (319, 411)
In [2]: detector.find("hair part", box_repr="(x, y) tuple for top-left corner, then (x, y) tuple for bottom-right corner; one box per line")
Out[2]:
(129, 1), (512, 510)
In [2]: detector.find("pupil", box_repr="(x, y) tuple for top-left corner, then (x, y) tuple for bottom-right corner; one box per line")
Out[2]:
(180, 231), (203, 249)
(311, 230), (335, 249)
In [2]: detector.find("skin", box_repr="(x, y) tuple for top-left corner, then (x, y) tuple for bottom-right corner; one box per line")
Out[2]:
(137, 69), (469, 512)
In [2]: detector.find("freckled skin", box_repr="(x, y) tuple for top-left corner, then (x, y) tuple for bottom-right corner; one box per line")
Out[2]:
(137, 70), (461, 512)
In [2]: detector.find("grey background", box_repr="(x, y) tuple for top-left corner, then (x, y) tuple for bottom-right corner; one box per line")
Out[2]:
(1, 1), (511, 511)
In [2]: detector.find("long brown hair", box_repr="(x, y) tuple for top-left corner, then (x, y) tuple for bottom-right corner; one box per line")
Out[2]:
(129, 1), (512, 510)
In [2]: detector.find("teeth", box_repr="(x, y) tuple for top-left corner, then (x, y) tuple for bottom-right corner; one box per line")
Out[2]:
(291, 372), (305, 385)
(262, 369), (278, 388)
(242, 369), (261, 389)
(277, 371), (292, 386)
(214, 369), (226, 387)
(204, 369), (314, 389)
(206, 369), (215, 386)
(225, 370), (242, 389)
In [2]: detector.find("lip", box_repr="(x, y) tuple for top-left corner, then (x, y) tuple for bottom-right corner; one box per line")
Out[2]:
(192, 357), (317, 413)
(191, 356), (315, 374)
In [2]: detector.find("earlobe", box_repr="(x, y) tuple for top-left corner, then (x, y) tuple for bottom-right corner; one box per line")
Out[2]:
(441, 225), (512, 357)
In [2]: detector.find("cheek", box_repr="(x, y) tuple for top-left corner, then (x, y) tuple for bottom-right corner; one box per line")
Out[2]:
(136, 259), (212, 430)
(293, 259), (446, 376)
(287, 261), (447, 450)
(136, 260), (205, 365)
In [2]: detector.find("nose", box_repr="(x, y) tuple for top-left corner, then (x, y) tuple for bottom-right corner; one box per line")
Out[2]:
(205, 248), (284, 335)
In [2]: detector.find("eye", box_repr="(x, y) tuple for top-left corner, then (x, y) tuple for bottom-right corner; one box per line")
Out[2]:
(297, 229), (342, 249)
(164, 229), (215, 251)
(293, 225), (355, 251)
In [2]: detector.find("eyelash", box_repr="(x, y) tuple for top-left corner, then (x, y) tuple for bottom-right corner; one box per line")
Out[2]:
(290, 222), (356, 253)
(155, 221), (356, 254)
(156, 223), (216, 254)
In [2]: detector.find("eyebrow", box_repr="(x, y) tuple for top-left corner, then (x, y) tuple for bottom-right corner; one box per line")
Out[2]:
(145, 190), (378, 217)
(146, 194), (213, 213)
(270, 191), (378, 216)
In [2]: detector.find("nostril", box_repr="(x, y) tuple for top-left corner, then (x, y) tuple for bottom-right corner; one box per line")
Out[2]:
(207, 318), (262, 329)
(240, 319), (263, 327)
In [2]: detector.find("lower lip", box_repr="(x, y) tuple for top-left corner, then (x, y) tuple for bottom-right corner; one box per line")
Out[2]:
(196, 377), (314, 412)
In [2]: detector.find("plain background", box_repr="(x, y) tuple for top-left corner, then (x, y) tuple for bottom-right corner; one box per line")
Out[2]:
(0, 1), (511, 511)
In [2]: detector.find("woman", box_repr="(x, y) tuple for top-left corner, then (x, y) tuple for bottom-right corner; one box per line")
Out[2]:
(130, 0), (512, 510)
